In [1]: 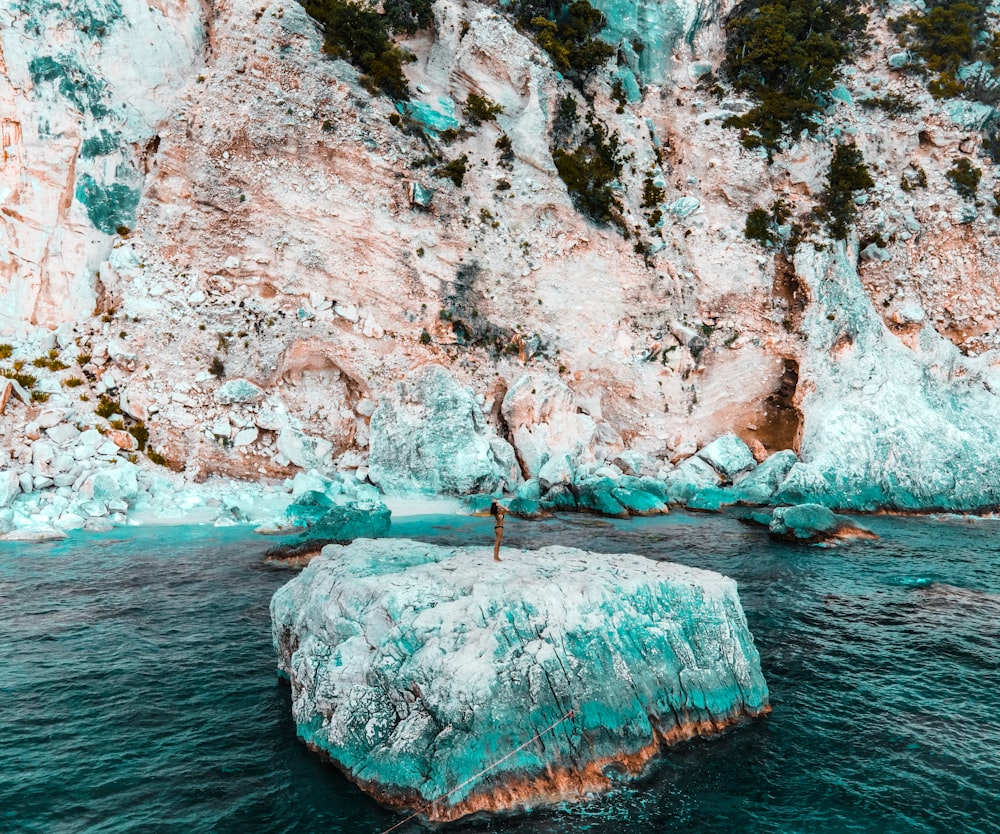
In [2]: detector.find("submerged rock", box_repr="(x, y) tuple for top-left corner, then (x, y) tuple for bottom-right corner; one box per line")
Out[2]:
(272, 539), (769, 823)
(768, 503), (877, 544)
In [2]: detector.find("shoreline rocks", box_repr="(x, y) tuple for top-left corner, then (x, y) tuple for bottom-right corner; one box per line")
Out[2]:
(271, 538), (770, 822)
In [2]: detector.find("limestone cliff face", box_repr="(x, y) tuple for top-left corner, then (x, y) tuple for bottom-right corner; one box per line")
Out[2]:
(0, 0), (203, 330)
(3, 0), (1000, 508)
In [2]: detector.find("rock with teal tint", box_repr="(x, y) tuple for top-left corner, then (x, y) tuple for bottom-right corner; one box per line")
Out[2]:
(277, 427), (333, 470)
(408, 181), (435, 208)
(79, 462), (139, 505)
(0, 470), (20, 508)
(829, 85), (853, 105)
(669, 196), (701, 217)
(590, 0), (729, 83)
(768, 503), (876, 545)
(399, 97), (460, 133)
(515, 478), (542, 501)
(611, 485), (668, 515)
(888, 51), (910, 69)
(613, 67), (642, 102)
(271, 538), (769, 823)
(685, 486), (737, 512)
(666, 455), (721, 504)
(305, 499), (391, 542)
(283, 490), (334, 527)
(575, 477), (629, 517)
(733, 450), (798, 505)
(507, 496), (546, 518)
(784, 240), (1000, 512)
(621, 475), (672, 501)
(538, 452), (573, 490)
(74, 174), (141, 236)
(462, 493), (497, 515)
(697, 434), (756, 481)
(540, 483), (577, 510)
(216, 377), (266, 404)
(944, 99), (995, 130)
(369, 365), (517, 496)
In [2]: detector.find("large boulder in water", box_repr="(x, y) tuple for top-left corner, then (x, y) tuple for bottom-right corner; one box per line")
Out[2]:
(368, 366), (517, 495)
(768, 503), (877, 544)
(271, 538), (769, 823)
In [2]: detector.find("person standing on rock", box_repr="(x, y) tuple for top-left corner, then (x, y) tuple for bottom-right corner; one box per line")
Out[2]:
(490, 500), (508, 561)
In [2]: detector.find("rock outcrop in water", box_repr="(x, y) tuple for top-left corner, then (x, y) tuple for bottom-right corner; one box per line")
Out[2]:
(271, 538), (769, 822)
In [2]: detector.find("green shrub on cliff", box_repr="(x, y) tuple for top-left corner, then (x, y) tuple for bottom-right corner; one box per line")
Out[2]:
(891, 0), (989, 99)
(722, 0), (868, 154)
(552, 118), (622, 225)
(820, 144), (874, 240)
(745, 199), (792, 247)
(464, 94), (504, 125)
(301, 0), (421, 99)
(516, 0), (614, 86)
(947, 157), (982, 200)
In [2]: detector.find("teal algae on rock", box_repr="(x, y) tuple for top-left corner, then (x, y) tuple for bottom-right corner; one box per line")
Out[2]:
(74, 174), (141, 235)
(28, 55), (110, 118)
(271, 538), (769, 822)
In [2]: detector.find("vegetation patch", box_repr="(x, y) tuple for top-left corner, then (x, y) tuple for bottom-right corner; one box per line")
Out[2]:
(946, 157), (982, 199)
(464, 94), (504, 125)
(515, 0), (614, 87)
(437, 154), (468, 187)
(301, 0), (430, 99)
(891, 0), (999, 100)
(552, 117), (623, 226)
(722, 0), (868, 154)
(95, 394), (123, 419)
(820, 144), (874, 240)
(745, 199), (793, 248)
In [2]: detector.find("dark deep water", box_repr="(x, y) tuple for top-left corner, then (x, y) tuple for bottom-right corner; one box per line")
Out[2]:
(2, 512), (998, 834)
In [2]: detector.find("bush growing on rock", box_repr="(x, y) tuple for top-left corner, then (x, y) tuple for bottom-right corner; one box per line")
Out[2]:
(437, 154), (468, 186)
(946, 157), (982, 200)
(552, 117), (623, 226)
(641, 172), (664, 208)
(381, 0), (434, 34)
(722, 0), (868, 154)
(891, 0), (993, 99)
(2, 367), (35, 389)
(518, 0), (615, 87)
(301, 0), (419, 99)
(745, 199), (792, 248)
(820, 144), (874, 240)
(95, 394), (122, 418)
(464, 94), (504, 125)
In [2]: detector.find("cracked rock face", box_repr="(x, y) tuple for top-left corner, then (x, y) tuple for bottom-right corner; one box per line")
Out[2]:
(271, 537), (769, 822)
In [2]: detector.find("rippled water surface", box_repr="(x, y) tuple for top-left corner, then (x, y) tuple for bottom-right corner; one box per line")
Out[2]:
(2, 512), (998, 834)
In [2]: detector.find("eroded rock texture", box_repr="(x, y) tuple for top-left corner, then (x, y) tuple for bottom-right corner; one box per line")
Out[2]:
(271, 537), (769, 822)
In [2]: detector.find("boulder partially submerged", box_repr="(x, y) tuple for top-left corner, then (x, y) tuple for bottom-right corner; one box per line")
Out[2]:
(763, 503), (877, 544)
(271, 538), (769, 822)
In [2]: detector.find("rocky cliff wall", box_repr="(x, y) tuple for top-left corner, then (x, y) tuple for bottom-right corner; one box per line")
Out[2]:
(2, 0), (1000, 510)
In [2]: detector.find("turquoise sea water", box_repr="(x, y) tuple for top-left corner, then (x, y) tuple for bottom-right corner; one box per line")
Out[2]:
(2, 512), (998, 834)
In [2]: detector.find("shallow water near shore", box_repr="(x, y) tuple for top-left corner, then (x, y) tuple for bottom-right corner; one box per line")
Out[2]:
(2, 512), (998, 834)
